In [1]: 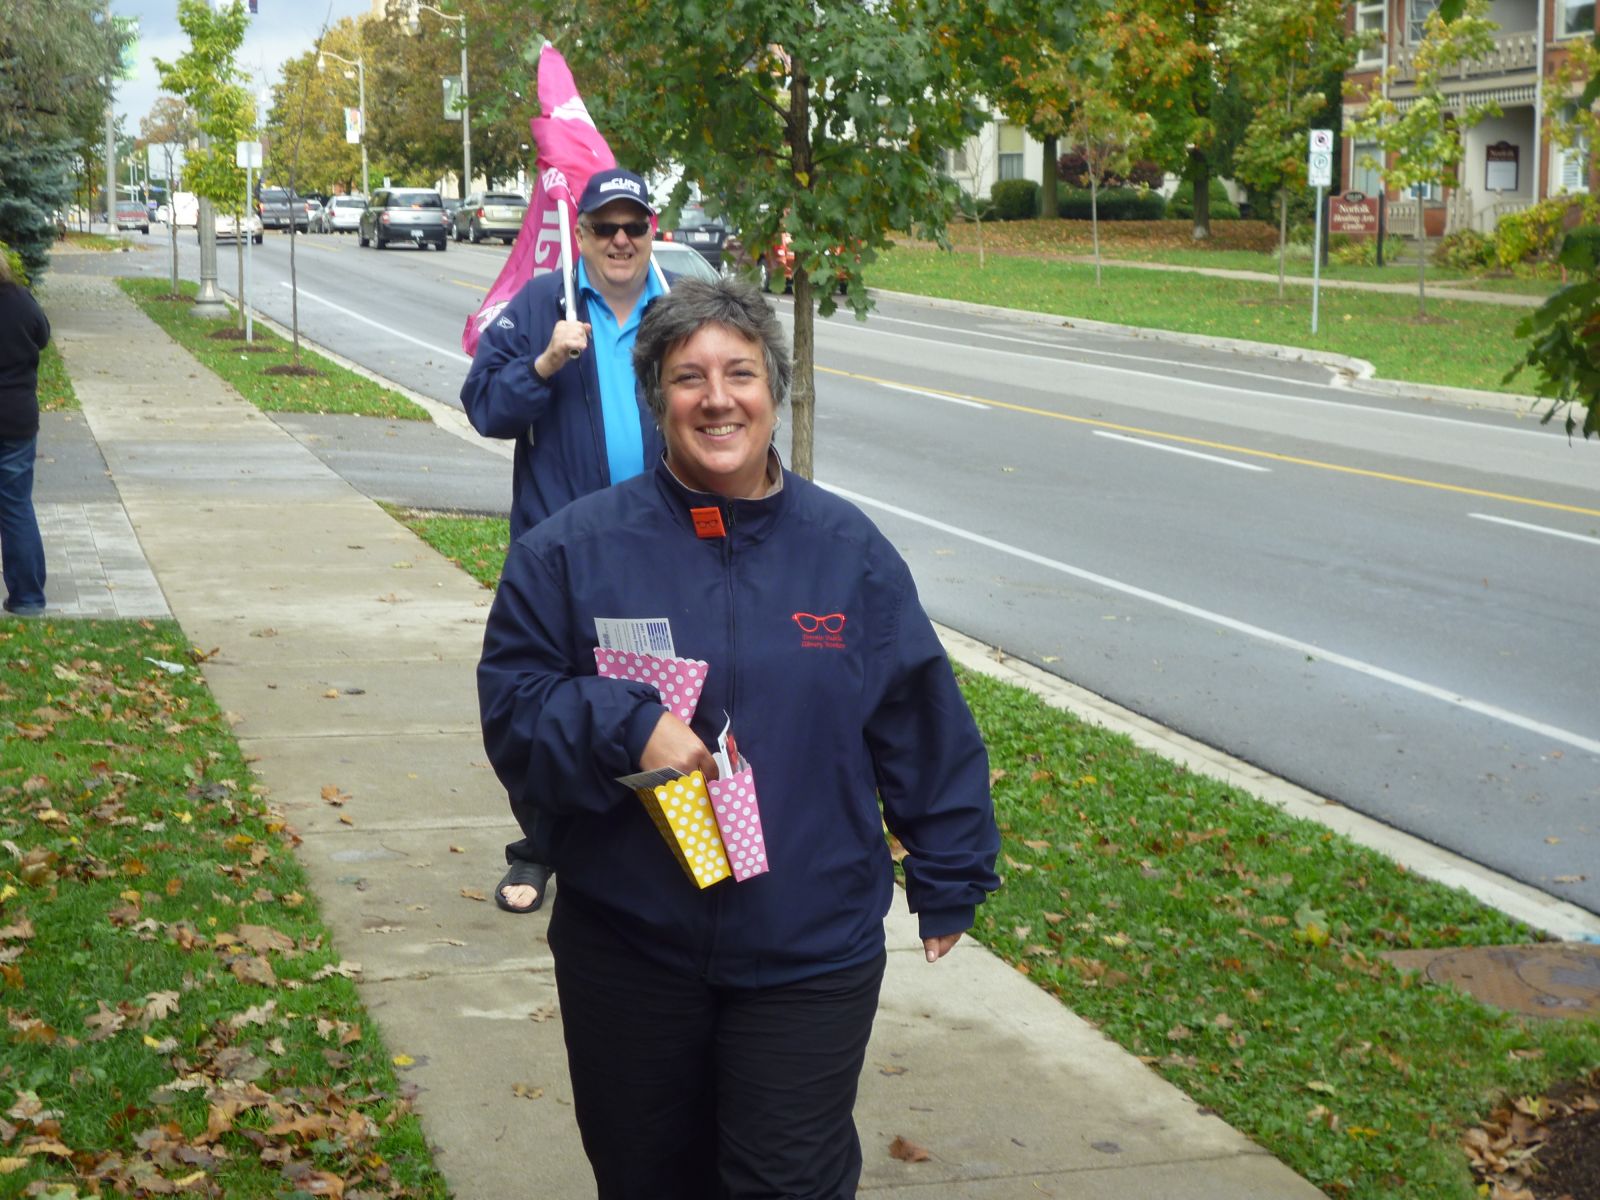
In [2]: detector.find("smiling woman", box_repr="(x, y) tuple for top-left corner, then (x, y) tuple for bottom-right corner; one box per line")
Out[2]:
(475, 274), (1001, 1198)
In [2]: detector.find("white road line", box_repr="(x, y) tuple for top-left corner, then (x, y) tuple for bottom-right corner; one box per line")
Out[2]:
(824, 483), (1600, 758)
(1093, 430), (1270, 472)
(1469, 512), (1600, 547)
(878, 382), (989, 410)
(824, 313), (1570, 440)
(278, 282), (473, 365)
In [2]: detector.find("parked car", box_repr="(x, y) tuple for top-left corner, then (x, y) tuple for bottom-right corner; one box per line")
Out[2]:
(359, 188), (449, 251)
(172, 192), (199, 229)
(651, 240), (720, 284)
(114, 200), (150, 234)
(657, 201), (727, 270)
(211, 212), (264, 244)
(304, 198), (325, 231)
(443, 196), (462, 226)
(323, 195), (367, 234)
(257, 187), (310, 232)
(730, 223), (852, 295)
(452, 191), (527, 244)
(154, 204), (172, 225)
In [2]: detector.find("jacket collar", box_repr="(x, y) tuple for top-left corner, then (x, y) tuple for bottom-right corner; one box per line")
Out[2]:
(653, 448), (789, 546)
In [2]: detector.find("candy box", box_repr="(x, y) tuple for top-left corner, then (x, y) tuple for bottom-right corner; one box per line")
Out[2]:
(593, 648), (708, 724)
(636, 771), (731, 889)
(707, 768), (769, 882)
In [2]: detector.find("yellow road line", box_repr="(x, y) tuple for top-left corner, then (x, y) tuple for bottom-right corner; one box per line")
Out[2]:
(449, 278), (489, 293)
(817, 364), (1600, 519)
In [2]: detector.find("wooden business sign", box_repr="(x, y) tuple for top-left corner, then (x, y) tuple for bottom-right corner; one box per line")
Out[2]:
(1328, 192), (1380, 236)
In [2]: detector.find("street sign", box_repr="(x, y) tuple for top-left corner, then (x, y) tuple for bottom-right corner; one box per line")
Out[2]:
(1310, 129), (1333, 153)
(235, 141), (262, 169)
(1308, 152), (1333, 188)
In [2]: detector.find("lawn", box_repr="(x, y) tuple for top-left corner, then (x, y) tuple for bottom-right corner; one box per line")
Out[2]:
(397, 509), (1600, 1200)
(36, 344), (78, 413)
(60, 232), (132, 252)
(116, 277), (429, 421)
(0, 616), (449, 1197)
(868, 240), (1532, 395)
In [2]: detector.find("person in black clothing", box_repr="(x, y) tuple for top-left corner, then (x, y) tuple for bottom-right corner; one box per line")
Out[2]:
(0, 253), (50, 618)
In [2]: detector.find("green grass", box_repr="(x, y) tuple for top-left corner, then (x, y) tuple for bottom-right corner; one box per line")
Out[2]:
(868, 244), (1533, 395)
(36, 344), (78, 412)
(60, 232), (130, 252)
(397, 510), (1600, 1200)
(389, 509), (508, 588)
(0, 617), (449, 1197)
(116, 277), (429, 421)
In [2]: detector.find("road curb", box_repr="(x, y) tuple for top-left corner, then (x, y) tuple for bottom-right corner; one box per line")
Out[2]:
(936, 626), (1600, 944)
(867, 286), (1549, 419)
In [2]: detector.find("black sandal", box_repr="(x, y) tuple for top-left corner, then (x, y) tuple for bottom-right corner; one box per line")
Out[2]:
(495, 861), (553, 914)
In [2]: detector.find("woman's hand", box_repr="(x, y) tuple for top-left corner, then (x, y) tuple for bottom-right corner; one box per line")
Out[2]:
(639, 710), (719, 780)
(923, 933), (962, 963)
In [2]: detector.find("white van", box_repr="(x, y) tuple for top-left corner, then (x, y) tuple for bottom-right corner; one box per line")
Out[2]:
(172, 192), (199, 228)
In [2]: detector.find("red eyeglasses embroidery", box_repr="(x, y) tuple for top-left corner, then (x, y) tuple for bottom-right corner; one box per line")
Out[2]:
(792, 612), (847, 649)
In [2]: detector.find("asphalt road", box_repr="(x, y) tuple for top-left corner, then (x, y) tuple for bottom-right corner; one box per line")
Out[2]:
(108, 228), (1600, 915)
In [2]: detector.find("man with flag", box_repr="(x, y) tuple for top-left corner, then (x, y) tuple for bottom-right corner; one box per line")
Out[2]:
(462, 162), (671, 914)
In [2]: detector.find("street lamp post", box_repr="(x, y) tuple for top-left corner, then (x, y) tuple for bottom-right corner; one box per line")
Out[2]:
(318, 49), (368, 197)
(407, 3), (470, 196)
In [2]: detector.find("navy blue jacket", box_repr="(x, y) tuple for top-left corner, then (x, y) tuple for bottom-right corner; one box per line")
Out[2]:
(478, 457), (1001, 987)
(0, 283), (50, 440)
(459, 269), (667, 539)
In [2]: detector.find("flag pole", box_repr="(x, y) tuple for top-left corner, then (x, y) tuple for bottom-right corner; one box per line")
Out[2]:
(557, 200), (579, 356)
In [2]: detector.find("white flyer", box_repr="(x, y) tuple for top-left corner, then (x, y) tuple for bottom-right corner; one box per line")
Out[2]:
(594, 617), (676, 658)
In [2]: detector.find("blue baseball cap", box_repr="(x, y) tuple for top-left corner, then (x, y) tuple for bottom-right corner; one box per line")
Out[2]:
(577, 168), (655, 215)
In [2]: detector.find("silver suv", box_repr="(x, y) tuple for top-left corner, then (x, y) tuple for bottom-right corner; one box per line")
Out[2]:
(359, 188), (449, 252)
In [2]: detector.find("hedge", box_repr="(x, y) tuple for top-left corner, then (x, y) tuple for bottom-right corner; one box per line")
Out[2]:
(1057, 187), (1166, 221)
(989, 179), (1040, 221)
(1167, 178), (1240, 221)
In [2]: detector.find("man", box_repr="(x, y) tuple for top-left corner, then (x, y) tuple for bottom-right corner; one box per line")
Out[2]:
(461, 167), (667, 915)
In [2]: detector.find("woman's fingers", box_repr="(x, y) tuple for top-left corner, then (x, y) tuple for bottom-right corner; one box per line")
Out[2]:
(638, 711), (718, 780)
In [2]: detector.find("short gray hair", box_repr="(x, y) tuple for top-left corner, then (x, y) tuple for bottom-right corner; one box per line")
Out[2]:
(633, 277), (791, 419)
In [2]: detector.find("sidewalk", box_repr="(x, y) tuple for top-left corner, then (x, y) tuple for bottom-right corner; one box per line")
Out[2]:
(1065, 255), (1545, 307)
(39, 273), (1324, 1198)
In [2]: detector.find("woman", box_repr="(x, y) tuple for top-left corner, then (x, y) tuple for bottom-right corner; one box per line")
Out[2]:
(477, 277), (999, 1199)
(0, 252), (50, 618)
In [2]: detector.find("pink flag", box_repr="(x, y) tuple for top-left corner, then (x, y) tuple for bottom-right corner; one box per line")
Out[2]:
(461, 44), (616, 356)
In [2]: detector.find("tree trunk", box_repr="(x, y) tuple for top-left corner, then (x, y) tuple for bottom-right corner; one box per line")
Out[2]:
(1040, 135), (1058, 222)
(1091, 175), (1102, 287)
(1190, 150), (1211, 241)
(1277, 189), (1288, 301)
(788, 62), (815, 479)
(1416, 223), (1427, 319)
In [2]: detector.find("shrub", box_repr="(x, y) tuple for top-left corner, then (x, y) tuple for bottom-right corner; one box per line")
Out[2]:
(1329, 234), (1408, 266)
(1433, 228), (1494, 270)
(0, 239), (29, 286)
(1494, 196), (1600, 267)
(1056, 187), (1166, 220)
(1167, 178), (1240, 221)
(1559, 224), (1600, 276)
(988, 179), (1040, 221)
(1056, 153), (1164, 191)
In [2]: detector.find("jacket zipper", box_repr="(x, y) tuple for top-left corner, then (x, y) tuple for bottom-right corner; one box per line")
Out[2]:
(705, 499), (738, 979)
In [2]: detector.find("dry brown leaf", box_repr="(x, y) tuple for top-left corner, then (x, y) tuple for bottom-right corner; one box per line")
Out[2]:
(888, 1134), (931, 1163)
(512, 1084), (544, 1099)
(460, 888), (489, 902)
(229, 955), (277, 987)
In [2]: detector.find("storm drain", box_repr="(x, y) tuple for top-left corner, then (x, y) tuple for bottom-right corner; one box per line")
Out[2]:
(1381, 944), (1600, 1020)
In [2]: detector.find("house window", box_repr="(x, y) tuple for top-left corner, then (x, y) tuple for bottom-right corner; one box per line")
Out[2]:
(997, 124), (1024, 181)
(1410, 180), (1441, 201)
(947, 144), (969, 175)
(1409, 0), (1440, 44)
(1350, 140), (1384, 195)
(1355, 1), (1386, 65)
(1555, 107), (1591, 193)
(1561, 0), (1596, 37)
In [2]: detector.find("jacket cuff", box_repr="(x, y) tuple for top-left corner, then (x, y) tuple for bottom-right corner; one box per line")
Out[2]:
(623, 704), (667, 769)
(916, 905), (975, 941)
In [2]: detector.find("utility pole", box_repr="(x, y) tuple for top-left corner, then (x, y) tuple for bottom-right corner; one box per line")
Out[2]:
(104, 1), (116, 231)
(192, 131), (228, 318)
(408, 4), (470, 195)
(319, 49), (368, 196)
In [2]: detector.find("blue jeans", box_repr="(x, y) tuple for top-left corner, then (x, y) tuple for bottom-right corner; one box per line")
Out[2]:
(0, 435), (46, 612)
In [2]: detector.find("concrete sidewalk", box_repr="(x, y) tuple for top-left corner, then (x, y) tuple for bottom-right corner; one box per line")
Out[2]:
(43, 273), (1322, 1199)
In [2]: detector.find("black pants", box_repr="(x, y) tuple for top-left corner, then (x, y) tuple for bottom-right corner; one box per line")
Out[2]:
(548, 893), (887, 1200)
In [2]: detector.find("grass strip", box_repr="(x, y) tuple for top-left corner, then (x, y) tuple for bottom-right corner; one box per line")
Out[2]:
(0, 616), (448, 1197)
(397, 509), (1600, 1200)
(868, 241), (1532, 396)
(60, 232), (132, 252)
(116, 277), (429, 421)
(37, 344), (78, 413)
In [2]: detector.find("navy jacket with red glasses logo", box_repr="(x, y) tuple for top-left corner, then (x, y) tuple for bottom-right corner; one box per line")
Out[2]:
(477, 456), (1001, 988)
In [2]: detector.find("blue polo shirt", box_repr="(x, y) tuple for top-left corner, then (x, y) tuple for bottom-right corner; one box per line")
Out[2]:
(578, 260), (663, 486)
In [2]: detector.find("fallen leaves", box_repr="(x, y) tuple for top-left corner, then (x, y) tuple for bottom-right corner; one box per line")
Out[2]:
(888, 1134), (931, 1163)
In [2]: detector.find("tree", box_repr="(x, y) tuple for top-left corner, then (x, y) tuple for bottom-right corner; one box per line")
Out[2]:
(948, 121), (998, 269)
(1345, 0), (1498, 318)
(0, 0), (127, 275)
(1505, 230), (1600, 440)
(1227, 0), (1356, 299)
(1062, 69), (1152, 286)
(562, 0), (982, 478)
(141, 96), (196, 298)
(1103, 0), (1238, 242)
(263, 20), (366, 196)
(155, 0), (257, 326)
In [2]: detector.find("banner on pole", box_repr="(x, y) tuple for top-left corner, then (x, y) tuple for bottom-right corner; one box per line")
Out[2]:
(462, 44), (620, 356)
(344, 107), (362, 145)
(442, 76), (463, 121)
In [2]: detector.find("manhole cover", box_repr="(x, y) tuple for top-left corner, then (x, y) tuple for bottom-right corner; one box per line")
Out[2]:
(1382, 944), (1600, 1020)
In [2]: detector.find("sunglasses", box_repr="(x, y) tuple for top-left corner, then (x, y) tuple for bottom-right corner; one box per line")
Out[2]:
(583, 219), (651, 239)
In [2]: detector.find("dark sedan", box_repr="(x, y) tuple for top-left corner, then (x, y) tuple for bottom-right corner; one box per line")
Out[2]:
(657, 201), (728, 271)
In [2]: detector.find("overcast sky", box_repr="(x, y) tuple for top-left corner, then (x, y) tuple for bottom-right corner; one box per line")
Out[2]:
(111, 1), (373, 132)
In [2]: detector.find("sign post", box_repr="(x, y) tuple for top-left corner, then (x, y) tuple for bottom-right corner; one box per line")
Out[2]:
(1308, 130), (1333, 335)
(236, 140), (263, 343)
